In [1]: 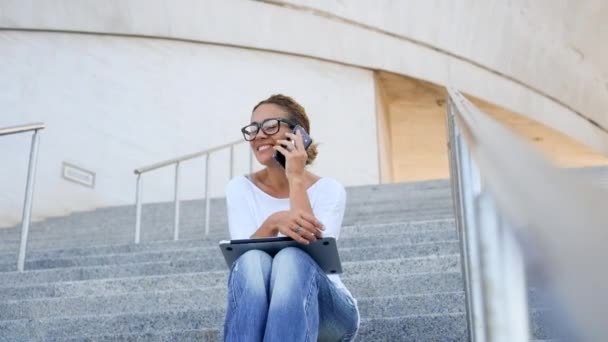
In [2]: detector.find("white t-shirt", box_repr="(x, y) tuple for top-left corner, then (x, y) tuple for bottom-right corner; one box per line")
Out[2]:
(225, 175), (354, 300)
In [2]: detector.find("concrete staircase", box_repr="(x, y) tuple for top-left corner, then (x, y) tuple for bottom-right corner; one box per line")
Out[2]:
(0, 179), (561, 341)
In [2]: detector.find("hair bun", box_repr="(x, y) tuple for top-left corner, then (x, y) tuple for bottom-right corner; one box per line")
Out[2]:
(306, 143), (318, 165)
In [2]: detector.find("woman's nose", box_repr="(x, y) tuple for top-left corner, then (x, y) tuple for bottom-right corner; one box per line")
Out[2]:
(255, 129), (269, 139)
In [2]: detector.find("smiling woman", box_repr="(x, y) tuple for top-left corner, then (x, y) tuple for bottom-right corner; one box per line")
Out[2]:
(223, 94), (360, 341)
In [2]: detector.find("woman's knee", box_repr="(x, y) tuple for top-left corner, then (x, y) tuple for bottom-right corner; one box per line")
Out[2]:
(270, 247), (316, 288)
(272, 247), (312, 271)
(231, 250), (272, 288)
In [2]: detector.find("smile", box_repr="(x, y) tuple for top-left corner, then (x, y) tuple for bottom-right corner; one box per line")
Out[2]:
(257, 144), (273, 152)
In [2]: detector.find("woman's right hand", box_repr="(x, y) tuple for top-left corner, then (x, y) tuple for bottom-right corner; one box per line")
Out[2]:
(272, 210), (324, 245)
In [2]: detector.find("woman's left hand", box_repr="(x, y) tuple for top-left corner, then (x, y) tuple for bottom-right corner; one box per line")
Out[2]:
(274, 130), (308, 179)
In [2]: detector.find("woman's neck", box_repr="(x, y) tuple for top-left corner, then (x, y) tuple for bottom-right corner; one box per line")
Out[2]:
(257, 167), (290, 191)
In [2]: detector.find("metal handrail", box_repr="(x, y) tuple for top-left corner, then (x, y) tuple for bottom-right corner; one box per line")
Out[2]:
(446, 87), (608, 341)
(1, 122), (45, 272)
(0, 122), (45, 136)
(133, 139), (254, 244)
(447, 94), (529, 342)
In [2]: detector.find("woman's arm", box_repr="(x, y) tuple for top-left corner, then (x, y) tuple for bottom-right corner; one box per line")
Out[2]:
(275, 131), (325, 242)
(250, 212), (282, 238)
(250, 208), (321, 244)
(227, 172), (321, 242)
(236, 131), (325, 243)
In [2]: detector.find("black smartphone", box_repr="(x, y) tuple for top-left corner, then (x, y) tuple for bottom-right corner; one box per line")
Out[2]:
(273, 125), (313, 169)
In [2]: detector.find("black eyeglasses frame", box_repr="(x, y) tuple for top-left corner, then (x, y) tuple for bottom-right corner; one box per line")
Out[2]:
(241, 117), (298, 141)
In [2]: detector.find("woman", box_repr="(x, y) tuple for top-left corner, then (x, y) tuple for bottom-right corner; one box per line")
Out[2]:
(223, 94), (360, 342)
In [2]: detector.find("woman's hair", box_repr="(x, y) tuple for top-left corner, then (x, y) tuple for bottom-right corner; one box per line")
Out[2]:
(253, 94), (319, 165)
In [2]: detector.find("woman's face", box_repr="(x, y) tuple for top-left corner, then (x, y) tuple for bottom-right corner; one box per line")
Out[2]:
(249, 103), (293, 166)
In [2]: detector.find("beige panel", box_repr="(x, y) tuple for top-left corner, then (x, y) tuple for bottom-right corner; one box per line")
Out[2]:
(374, 72), (394, 183)
(375, 71), (608, 182)
(474, 99), (608, 168)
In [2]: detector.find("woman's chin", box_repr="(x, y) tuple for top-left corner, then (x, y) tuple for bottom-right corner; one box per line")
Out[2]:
(255, 154), (275, 167)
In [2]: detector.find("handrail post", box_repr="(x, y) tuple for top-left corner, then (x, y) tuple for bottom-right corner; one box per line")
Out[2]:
(249, 148), (254, 174)
(204, 153), (211, 235)
(229, 145), (234, 180)
(134, 174), (143, 244)
(475, 194), (531, 342)
(173, 162), (181, 241)
(17, 129), (41, 272)
(459, 129), (486, 341)
(498, 216), (531, 341)
(133, 139), (246, 240)
(448, 97), (487, 342)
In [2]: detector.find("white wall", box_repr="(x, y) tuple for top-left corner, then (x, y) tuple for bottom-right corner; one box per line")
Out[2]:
(1, 0), (605, 155)
(0, 31), (378, 226)
(1, 0), (606, 225)
(275, 0), (608, 130)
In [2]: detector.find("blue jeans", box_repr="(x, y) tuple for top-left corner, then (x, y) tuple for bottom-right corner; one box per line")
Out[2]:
(224, 247), (360, 342)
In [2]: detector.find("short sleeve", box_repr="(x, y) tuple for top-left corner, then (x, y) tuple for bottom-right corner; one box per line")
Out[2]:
(311, 179), (347, 240)
(225, 177), (257, 239)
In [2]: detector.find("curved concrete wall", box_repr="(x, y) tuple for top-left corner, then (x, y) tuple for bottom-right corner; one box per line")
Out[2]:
(1, 0), (606, 225)
(276, 0), (608, 127)
(0, 31), (377, 226)
(1, 0), (606, 154)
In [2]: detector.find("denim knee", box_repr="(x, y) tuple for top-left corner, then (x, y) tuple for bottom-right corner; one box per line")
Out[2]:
(230, 250), (272, 296)
(225, 250), (273, 341)
(270, 248), (314, 289)
(272, 247), (312, 273)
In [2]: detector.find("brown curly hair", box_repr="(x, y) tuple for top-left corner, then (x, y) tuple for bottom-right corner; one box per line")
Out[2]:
(253, 94), (319, 165)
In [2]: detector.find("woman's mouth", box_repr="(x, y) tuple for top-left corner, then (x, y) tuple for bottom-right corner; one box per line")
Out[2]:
(257, 144), (273, 152)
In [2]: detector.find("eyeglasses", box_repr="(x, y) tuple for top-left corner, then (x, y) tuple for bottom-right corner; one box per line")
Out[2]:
(241, 118), (297, 141)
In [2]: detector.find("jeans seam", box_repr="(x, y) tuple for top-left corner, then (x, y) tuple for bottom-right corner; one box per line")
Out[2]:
(342, 304), (360, 342)
(302, 268), (318, 342)
(226, 266), (241, 332)
(340, 332), (354, 342)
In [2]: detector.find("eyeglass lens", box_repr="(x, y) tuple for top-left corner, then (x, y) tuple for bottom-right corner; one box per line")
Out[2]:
(243, 119), (281, 140)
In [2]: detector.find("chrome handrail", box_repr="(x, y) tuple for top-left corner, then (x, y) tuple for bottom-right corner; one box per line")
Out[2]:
(446, 87), (608, 341)
(1, 122), (45, 272)
(133, 139), (254, 243)
(0, 122), (45, 136)
(447, 89), (532, 341)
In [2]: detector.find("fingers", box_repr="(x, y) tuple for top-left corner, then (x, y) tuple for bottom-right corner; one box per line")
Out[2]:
(273, 144), (291, 156)
(281, 226), (310, 245)
(297, 212), (324, 239)
(276, 139), (297, 152)
(300, 211), (324, 230)
(294, 218), (320, 240)
(285, 132), (304, 151)
(295, 217), (315, 232)
(277, 211), (325, 245)
(295, 225), (317, 242)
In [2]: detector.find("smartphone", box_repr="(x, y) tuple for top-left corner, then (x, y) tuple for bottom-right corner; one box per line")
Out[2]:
(273, 125), (313, 169)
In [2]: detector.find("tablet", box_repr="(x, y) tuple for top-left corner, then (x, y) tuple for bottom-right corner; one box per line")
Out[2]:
(219, 236), (342, 274)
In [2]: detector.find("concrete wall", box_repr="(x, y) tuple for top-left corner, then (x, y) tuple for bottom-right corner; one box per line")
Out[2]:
(0, 31), (377, 226)
(1, 0), (606, 155)
(1, 0), (606, 225)
(274, 0), (608, 141)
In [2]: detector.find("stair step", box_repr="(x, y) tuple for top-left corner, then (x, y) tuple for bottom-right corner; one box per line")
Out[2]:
(0, 271), (464, 302)
(0, 253), (460, 287)
(0, 223), (458, 262)
(65, 329), (219, 342)
(0, 240), (460, 272)
(0, 310), (468, 342)
(0, 290), (466, 321)
(0, 308), (560, 342)
(0, 208), (456, 244)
